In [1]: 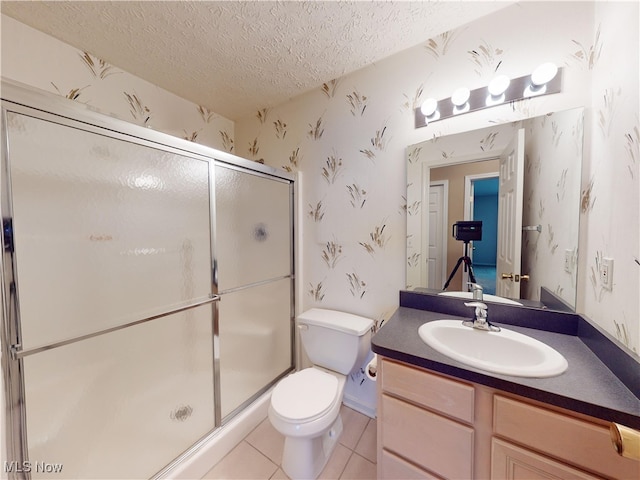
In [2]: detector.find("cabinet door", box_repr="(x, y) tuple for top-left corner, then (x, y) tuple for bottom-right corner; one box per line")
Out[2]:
(494, 395), (640, 479)
(492, 439), (600, 480)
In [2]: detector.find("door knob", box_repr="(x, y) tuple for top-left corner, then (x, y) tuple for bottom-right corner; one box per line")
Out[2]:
(501, 273), (514, 279)
(514, 274), (530, 282)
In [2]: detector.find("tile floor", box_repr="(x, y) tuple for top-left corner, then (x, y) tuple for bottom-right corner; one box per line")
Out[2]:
(203, 405), (377, 480)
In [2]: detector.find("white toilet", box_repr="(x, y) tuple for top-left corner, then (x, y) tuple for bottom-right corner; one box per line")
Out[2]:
(268, 308), (373, 480)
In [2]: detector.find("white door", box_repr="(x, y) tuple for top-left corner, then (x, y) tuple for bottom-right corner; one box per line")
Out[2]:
(428, 182), (447, 289)
(496, 129), (525, 299)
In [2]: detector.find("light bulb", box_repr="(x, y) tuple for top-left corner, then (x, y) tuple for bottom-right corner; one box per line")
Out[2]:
(451, 87), (470, 107)
(488, 75), (510, 96)
(531, 62), (558, 86)
(420, 98), (438, 117)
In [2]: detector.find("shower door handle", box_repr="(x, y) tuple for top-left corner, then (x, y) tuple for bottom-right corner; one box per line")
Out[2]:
(11, 294), (222, 360)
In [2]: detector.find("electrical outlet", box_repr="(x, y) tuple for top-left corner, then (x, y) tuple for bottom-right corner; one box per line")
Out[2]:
(600, 257), (614, 291)
(564, 250), (573, 274)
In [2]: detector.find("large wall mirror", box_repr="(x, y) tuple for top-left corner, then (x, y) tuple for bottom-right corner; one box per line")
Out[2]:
(406, 108), (584, 311)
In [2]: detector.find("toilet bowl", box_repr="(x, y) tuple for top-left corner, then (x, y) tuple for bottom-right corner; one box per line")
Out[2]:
(268, 308), (373, 480)
(269, 367), (346, 479)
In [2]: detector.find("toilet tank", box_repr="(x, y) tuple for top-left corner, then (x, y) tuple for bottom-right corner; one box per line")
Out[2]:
(297, 308), (373, 375)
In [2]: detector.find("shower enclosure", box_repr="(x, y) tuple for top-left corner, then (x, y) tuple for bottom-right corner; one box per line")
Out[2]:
(0, 82), (295, 478)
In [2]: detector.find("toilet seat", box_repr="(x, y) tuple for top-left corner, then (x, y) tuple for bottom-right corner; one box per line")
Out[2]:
(271, 368), (339, 423)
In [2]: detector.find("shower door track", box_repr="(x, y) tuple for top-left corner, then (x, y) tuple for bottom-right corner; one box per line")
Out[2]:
(10, 295), (221, 360)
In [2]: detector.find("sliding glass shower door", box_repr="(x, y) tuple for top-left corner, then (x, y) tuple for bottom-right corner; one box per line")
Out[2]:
(4, 112), (216, 479)
(1, 96), (294, 480)
(214, 164), (293, 418)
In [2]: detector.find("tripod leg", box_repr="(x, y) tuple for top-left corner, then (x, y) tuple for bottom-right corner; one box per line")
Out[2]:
(464, 257), (477, 284)
(443, 256), (465, 290)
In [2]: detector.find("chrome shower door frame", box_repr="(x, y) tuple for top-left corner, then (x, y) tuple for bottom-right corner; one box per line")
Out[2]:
(0, 80), (296, 479)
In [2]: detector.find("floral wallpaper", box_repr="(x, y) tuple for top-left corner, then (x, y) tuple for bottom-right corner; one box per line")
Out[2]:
(583, 2), (639, 353)
(1, 15), (235, 152)
(521, 108), (584, 307)
(236, 2), (639, 355)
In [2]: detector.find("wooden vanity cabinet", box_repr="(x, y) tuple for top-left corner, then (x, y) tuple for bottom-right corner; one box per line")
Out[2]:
(377, 357), (640, 480)
(377, 358), (478, 479)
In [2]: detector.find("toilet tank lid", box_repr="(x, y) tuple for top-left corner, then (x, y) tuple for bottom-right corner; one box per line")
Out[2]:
(297, 308), (373, 336)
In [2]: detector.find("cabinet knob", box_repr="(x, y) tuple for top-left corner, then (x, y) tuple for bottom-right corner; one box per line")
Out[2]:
(610, 423), (640, 460)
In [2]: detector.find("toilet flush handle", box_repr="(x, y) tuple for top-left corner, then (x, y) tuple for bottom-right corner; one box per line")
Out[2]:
(297, 323), (309, 331)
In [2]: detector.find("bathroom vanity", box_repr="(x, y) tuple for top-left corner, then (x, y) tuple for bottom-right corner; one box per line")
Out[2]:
(372, 291), (640, 479)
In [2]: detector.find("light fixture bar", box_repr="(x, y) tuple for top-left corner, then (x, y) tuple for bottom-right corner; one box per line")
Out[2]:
(415, 67), (563, 128)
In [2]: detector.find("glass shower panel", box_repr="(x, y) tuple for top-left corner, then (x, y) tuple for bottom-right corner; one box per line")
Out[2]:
(215, 164), (291, 291)
(218, 278), (292, 418)
(22, 304), (215, 479)
(5, 112), (212, 351)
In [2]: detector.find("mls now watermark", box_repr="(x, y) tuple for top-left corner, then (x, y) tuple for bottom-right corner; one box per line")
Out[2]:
(4, 461), (64, 474)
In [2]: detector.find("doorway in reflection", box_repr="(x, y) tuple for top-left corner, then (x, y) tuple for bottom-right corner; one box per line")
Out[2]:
(430, 159), (499, 293)
(469, 176), (499, 294)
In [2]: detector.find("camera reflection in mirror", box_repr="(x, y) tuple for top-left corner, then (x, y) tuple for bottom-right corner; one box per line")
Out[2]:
(442, 221), (483, 292)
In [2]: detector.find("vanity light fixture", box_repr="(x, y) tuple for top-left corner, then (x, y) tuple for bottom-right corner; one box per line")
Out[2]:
(415, 64), (562, 128)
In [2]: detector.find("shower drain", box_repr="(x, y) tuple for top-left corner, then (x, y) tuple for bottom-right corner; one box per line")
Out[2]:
(170, 405), (193, 422)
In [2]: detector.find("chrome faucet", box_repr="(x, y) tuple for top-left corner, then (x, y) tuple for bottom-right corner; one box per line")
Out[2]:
(463, 301), (501, 332)
(468, 282), (484, 300)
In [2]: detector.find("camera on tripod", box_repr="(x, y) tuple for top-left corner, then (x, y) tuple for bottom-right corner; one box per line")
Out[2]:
(442, 221), (483, 290)
(452, 220), (482, 242)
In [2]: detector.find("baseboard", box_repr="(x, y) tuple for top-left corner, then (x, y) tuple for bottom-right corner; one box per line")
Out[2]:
(343, 393), (376, 419)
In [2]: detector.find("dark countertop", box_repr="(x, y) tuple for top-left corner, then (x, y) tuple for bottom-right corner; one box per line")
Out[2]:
(372, 304), (640, 429)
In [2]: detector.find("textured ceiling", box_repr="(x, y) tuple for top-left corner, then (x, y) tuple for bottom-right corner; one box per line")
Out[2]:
(1, 1), (510, 120)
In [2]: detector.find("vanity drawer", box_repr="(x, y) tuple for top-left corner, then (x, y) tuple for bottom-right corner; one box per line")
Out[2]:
(380, 449), (442, 480)
(381, 358), (474, 423)
(381, 394), (474, 479)
(493, 395), (640, 479)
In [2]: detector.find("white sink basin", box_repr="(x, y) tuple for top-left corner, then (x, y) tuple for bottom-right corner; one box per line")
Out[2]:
(438, 291), (523, 306)
(418, 320), (568, 377)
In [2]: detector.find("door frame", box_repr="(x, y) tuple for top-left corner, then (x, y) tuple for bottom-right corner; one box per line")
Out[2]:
(428, 179), (449, 289)
(462, 172), (499, 288)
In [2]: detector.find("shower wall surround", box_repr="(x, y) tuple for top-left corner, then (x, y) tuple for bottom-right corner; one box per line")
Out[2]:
(234, 2), (639, 354)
